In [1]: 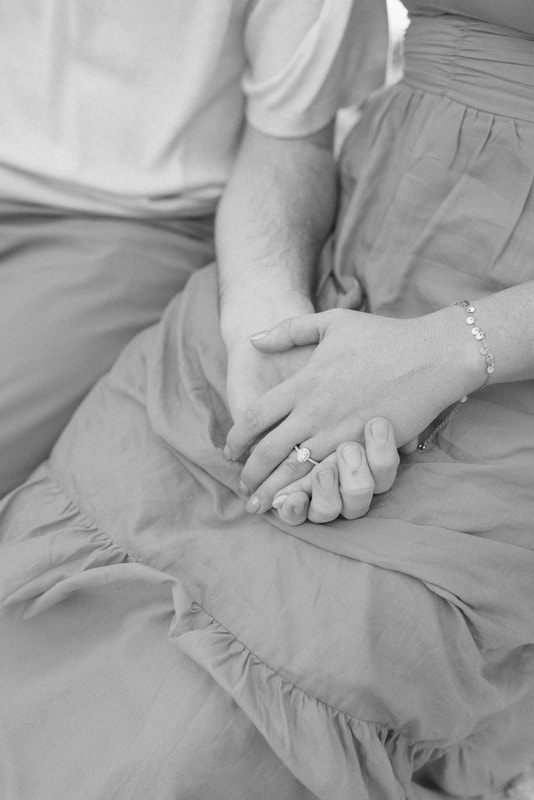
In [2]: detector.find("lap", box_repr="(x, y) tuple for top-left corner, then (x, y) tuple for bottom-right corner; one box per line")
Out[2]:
(1, 267), (533, 799)
(0, 560), (311, 800)
(0, 206), (214, 496)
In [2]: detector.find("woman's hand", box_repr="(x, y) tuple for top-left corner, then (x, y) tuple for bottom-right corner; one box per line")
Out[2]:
(227, 307), (479, 511)
(270, 419), (401, 526)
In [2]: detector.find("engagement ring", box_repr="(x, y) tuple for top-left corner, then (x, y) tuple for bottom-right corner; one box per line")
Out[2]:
(294, 445), (319, 466)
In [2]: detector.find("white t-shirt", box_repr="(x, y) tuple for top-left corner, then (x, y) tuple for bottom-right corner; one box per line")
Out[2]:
(0, 0), (386, 217)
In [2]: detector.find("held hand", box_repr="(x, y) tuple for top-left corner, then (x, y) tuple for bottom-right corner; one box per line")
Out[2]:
(220, 280), (315, 424)
(227, 308), (472, 510)
(225, 337), (313, 425)
(271, 419), (400, 526)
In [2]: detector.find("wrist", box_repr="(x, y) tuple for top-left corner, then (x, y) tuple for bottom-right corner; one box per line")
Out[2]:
(420, 304), (491, 404)
(415, 300), (498, 450)
(220, 287), (314, 351)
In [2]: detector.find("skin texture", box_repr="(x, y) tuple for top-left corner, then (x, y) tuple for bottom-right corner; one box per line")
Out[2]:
(216, 122), (336, 424)
(226, 281), (534, 516)
(270, 419), (400, 526)
(215, 123), (409, 525)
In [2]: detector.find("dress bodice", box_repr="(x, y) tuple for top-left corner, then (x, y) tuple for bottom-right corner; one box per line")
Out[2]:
(398, 2), (534, 122)
(402, 0), (534, 34)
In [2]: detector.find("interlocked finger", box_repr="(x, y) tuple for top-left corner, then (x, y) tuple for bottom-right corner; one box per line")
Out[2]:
(225, 382), (295, 465)
(250, 418), (402, 521)
(273, 490), (310, 526)
(307, 462), (343, 523)
(363, 418), (400, 494)
(337, 442), (375, 519)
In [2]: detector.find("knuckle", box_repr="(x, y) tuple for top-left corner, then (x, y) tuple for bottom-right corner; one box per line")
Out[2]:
(313, 496), (342, 519)
(372, 471), (396, 494)
(342, 503), (370, 520)
(287, 507), (308, 526)
(371, 450), (400, 475)
(309, 508), (338, 524)
(342, 485), (373, 500)
(341, 488), (373, 519)
(280, 512), (301, 527)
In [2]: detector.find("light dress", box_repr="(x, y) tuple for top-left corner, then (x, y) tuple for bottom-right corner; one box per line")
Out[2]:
(0, 2), (533, 799)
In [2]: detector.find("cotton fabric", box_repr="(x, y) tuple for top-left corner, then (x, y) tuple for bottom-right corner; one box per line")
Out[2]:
(0, 209), (215, 496)
(0, 2), (533, 799)
(0, 0), (386, 218)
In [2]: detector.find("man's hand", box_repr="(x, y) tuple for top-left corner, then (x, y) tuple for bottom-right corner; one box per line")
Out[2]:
(225, 338), (313, 426)
(271, 421), (401, 526)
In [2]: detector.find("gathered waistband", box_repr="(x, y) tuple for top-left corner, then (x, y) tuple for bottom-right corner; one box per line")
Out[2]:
(403, 15), (534, 122)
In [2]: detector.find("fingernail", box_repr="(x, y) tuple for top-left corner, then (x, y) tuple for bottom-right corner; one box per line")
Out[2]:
(246, 495), (260, 513)
(342, 443), (361, 467)
(272, 494), (288, 509)
(249, 330), (269, 341)
(371, 419), (390, 443)
(238, 480), (250, 498)
(290, 502), (306, 516)
(223, 445), (233, 461)
(318, 469), (335, 490)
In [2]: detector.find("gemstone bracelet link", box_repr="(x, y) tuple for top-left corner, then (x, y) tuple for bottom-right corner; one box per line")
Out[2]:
(418, 300), (494, 450)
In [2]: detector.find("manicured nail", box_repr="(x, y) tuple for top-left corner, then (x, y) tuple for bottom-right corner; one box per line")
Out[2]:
(272, 494), (288, 509)
(223, 445), (233, 461)
(318, 469), (335, 490)
(249, 330), (269, 341)
(238, 480), (250, 498)
(370, 419), (390, 443)
(246, 495), (260, 513)
(342, 443), (361, 467)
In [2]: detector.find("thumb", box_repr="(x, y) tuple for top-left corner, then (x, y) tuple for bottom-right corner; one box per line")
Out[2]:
(249, 312), (326, 352)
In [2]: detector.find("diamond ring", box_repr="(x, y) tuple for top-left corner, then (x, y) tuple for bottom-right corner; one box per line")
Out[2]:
(294, 445), (319, 466)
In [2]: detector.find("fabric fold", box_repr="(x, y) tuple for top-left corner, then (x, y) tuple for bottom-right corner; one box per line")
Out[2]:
(8, 263), (528, 800)
(169, 593), (404, 800)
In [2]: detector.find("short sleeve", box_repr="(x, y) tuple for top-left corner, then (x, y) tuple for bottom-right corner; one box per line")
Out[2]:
(242, 0), (388, 138)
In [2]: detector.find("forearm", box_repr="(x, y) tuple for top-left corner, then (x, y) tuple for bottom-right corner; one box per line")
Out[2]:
(216, 122), (337, 349)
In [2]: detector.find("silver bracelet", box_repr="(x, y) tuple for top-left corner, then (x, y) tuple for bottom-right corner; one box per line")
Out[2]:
(418, 300), (494, 450)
